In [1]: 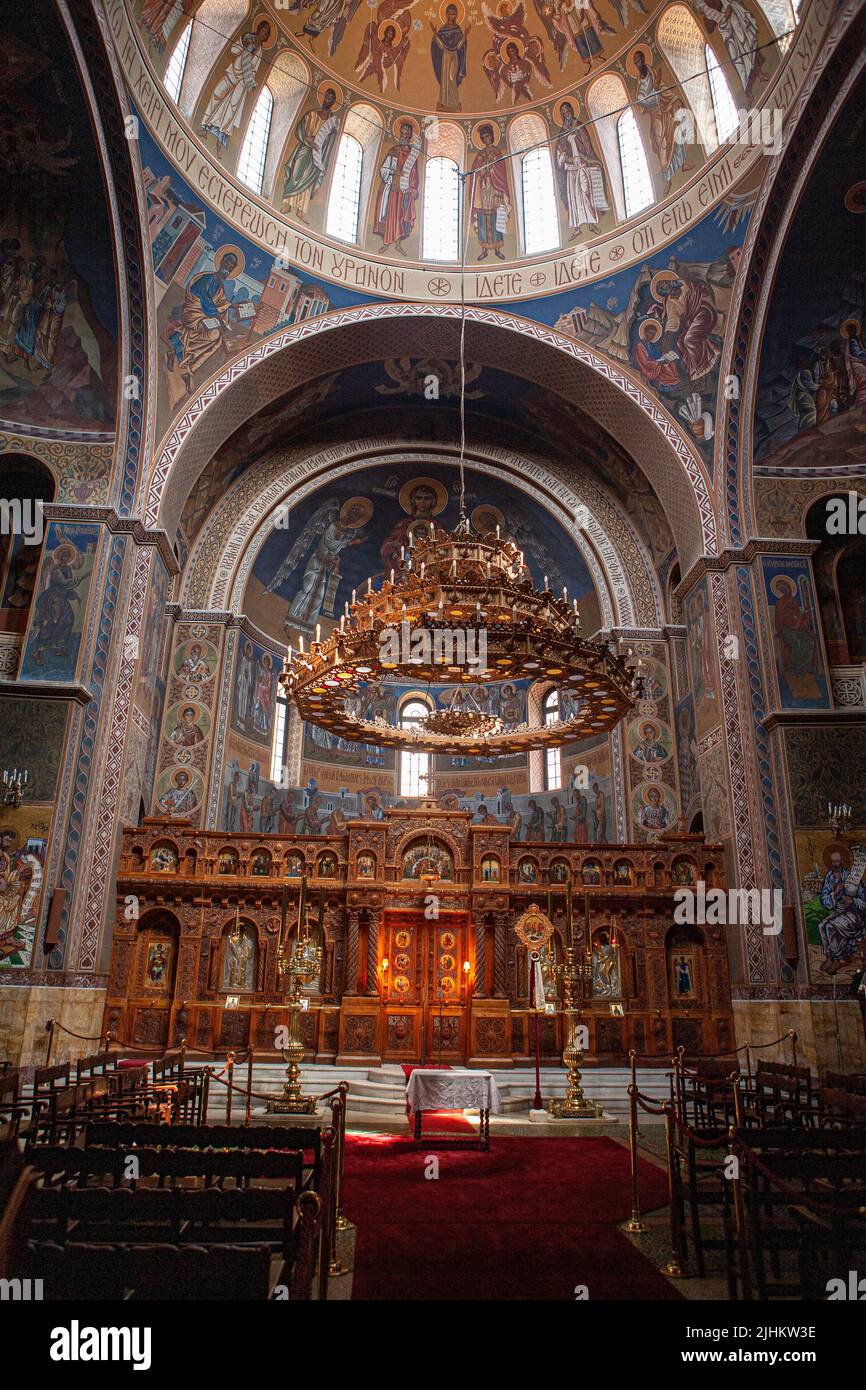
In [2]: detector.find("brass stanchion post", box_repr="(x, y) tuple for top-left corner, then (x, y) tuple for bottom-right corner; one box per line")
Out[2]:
(335, 1080), (354, 1233)
(789, 1029), (798, 1068)
(625, 1054), (647, 1233)
(245, 1045), (253, 1125)
(327, 1092), (349, 1277)
(45, 1018), (56, 1067)
(662, 1103), (685, 1277)
(728, 1125), (752, 1300)
(225, 1051), (235, 1126)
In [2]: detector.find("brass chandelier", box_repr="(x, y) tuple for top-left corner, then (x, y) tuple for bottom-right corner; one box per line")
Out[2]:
(279, 512), (639, 756)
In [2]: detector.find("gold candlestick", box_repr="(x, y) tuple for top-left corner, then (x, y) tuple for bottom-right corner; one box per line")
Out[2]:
(548, 888), (601, 1119)
(268, 877), (322, 1115)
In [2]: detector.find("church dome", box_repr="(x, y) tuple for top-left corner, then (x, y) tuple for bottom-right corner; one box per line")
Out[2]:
(129, 0), (810, 298)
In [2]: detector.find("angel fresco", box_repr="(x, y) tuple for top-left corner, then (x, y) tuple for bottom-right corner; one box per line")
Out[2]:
(355, 0), (417, 95)
(293, 0), (363, 55)
(266, 496), (371, 632)
(534, 0), (614, 73)
(481, 1), (551, 104)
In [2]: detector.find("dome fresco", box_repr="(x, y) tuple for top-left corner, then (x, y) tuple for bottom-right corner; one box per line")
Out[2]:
(125, 0), (817, 288)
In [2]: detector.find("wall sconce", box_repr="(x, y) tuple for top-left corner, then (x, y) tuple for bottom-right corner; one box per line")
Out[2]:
(379, 957), (389, 997)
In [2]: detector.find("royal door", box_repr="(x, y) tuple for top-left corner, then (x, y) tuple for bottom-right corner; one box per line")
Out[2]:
(379, 909), (472, 1063)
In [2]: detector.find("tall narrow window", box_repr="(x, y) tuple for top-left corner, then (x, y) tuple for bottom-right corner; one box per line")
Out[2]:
(326, 133), (363, 242)
(422, 156), (461, 262)
(617, 108), (654, 217)
(399, 699), (431, 797)
(163, 20), (192, 104)
(271, 695), (288, 784)
(237, 85), (273, 195)
(521, 146), (559, 255)
(705, 45), (740, 144)
(543, 690), (562, 791)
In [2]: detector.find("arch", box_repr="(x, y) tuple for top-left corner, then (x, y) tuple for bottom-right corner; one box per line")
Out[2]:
(179, 0), (250, 122)
(716, 31), (866, 548)
(236, 84), (273, 194)
(423, 156), (463, 262)
(163, 19), (193, 104)
(587, 74), (647, 220)
(148, 306), (715, 570)
(657, 5), (717, 152)
(0, 456), (55, 640)
(398, 694), (433, 798)
(261, 51), (310, 202)
(326, 133), (364, 243)
(341, 103), (384, 239)
(187, 436), (661, 631)
(508, 113), (558, 255)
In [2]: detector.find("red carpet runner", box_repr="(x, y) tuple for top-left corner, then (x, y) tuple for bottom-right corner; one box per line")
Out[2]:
(344, 1135), (679, 1300)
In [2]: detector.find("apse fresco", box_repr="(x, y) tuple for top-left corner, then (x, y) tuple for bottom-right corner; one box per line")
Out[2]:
(181, 358), (673, 564)
(244, 460), (601, 641)
(753, 70), (866, 466)
(0, 2), (118, 432)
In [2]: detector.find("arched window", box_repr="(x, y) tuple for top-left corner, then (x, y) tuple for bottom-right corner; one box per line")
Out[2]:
(705, 45), (739, 145)
(0, 456), (55, 643)
(180, 0), (248, 121)
(163, 21), (192, 104)
(509, 113), (559, 255)
(617, 108), (654, 217)
(422, 157), (462, 262)
(326, 133), (364, 242)
(399, 698), (432, 797)
(271, 693), (288, 785)
(587, 74), (653, 220)
(543, 690), (562, 791)
(261, 52), (311, 202)
(657, 5), (717, 151)
(237, 85), (273, 194)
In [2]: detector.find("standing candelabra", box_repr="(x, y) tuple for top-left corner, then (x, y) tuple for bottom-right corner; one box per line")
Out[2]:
(548, 886), (602, 1120)
(268, 880), (323, 1115)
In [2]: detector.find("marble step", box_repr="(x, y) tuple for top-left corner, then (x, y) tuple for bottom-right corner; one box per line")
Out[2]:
(207, 1062), (674, 1122)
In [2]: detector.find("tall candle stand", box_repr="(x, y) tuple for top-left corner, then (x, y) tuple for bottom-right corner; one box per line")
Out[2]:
(268, 881), (323, 1115)
(548, 885), (601, 1119)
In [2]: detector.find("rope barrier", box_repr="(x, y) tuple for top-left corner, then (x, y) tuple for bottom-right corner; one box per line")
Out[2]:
(44, 1020), (112, 1043)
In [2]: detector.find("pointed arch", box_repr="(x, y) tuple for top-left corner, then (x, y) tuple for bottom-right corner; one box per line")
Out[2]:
(236, 84), (273, 194)
(508, 113), (558, 255)
(657, 4), (717, 152)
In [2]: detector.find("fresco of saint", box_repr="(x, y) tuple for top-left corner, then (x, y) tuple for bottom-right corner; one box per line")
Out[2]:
(430, 5), (470, 112)
(281, 88), (342, 222)
(200, 22), (273, 152)
(163, 248), (245, 406)
(468, 124), (510, 259)
(554, 101), (609, 239)
(630, 47), (688, 186)
(374, 121), (423, 253)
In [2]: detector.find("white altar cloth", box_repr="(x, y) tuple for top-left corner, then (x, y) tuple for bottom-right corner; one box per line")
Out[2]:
(406, 1069), (502, 1115)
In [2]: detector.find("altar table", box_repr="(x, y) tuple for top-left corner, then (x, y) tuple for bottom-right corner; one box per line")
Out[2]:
(406, 1069), (501, 1150)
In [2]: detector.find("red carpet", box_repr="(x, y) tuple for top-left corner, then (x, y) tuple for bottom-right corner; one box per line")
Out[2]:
(344, 1135), (679, 1301)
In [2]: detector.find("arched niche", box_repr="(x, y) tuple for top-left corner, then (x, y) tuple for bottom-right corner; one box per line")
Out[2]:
(0, 457), (55, 639)
(219, 916), (258, 993)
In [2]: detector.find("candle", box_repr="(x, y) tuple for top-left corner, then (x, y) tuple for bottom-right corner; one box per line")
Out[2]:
(495, 525), (500, 539)
(390, 569), (394, 585)
(315, 624), (321, 643)
(299, 635), (305, 653)
(543, 575), (548, 590)
(352, 589), (356, 605)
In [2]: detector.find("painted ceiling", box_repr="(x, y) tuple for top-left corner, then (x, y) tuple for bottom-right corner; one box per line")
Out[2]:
(179, 358), (674, 563)
(753, 67), (866, 468)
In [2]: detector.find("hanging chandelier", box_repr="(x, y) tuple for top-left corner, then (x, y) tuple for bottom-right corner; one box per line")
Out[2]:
(279, 512), (640, 756)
